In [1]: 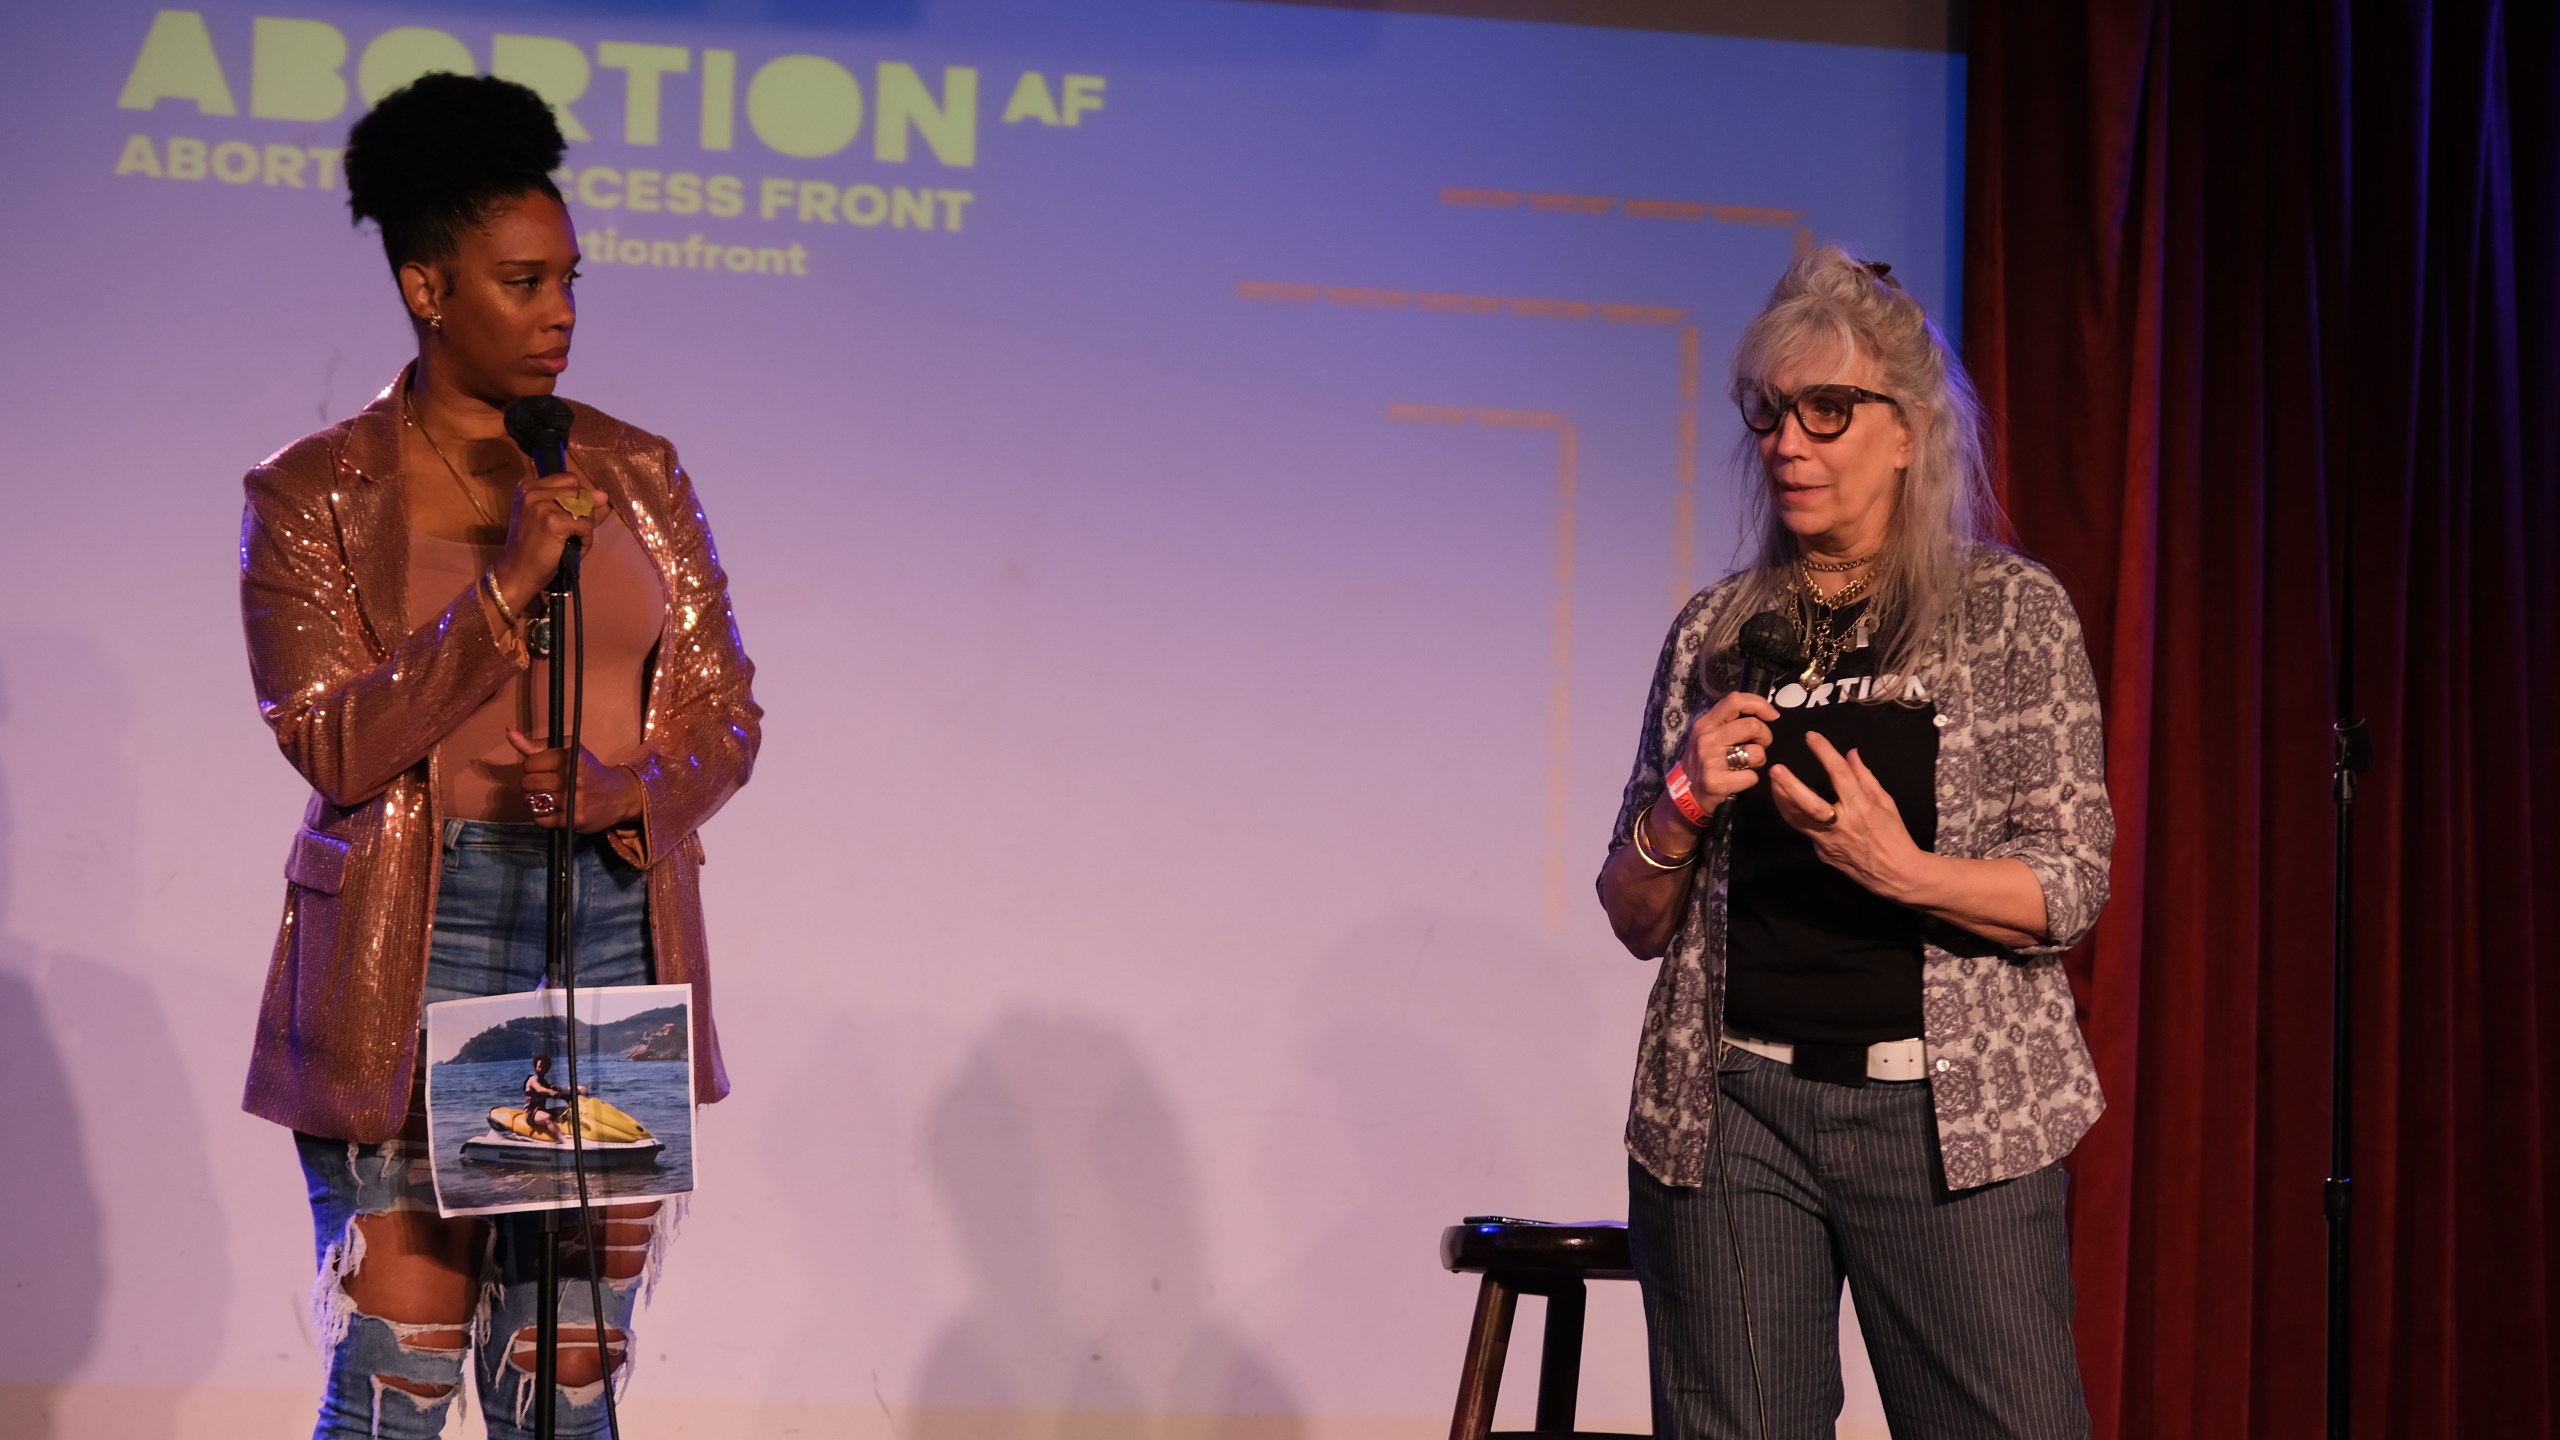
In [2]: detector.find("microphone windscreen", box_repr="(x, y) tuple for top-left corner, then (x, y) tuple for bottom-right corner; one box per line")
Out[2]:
(502, 395), (574, 457)
(1739, 611), (1802, 678)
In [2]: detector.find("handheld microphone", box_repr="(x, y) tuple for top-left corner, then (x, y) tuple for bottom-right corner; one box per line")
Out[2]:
(1714, 611), (1803, 841)
(503, 394), (573, 476)
(1735, 610), (1803, 698)
(502, 395), (579, 586)
(1659, 615), (1797, 840)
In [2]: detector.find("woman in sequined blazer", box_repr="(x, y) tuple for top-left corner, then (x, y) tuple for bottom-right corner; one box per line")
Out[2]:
(240, 381), (759, 1139)
(237, 75), (759, 1438)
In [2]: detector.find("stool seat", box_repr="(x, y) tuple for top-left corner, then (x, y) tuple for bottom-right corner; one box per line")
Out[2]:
(1440, 1217), (1646, 1439)
(1442, 1219), (1633, 1281)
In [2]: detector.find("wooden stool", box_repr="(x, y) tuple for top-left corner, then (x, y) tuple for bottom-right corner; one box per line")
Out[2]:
(1439, 1217), (1646, 1439)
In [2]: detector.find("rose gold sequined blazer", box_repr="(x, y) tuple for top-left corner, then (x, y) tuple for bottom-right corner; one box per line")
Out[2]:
(238, 371), (761, 1143)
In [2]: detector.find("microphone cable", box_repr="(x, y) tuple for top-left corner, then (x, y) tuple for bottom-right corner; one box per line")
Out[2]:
(555, 574), (624, 1440)
(1710, 804), (1771, 1440)
(1709, 611), (1799, 1440)
(1712, 1084), (1771, 1439)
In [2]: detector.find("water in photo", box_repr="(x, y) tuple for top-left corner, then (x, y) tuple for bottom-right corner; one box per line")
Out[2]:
(423, 983), (698, 1218)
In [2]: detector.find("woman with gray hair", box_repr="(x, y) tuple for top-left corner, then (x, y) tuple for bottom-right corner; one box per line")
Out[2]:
(1595, 246), (2112, 1438)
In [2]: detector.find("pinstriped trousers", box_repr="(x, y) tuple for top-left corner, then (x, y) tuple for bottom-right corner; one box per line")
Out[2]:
(1628, 1044), (2089, 1440)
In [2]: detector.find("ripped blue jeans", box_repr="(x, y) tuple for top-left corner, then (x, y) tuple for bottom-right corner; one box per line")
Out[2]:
(296, 821), (666, 1440)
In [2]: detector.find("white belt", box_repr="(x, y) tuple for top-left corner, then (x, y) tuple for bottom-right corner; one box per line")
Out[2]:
(1725, 1029), (1930, 1083)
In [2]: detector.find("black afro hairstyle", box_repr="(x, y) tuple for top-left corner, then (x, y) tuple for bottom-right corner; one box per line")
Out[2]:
(344, 72), (567, 275)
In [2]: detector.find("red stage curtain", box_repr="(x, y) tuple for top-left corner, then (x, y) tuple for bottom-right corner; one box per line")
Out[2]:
(1963, 1), (2559, 1435)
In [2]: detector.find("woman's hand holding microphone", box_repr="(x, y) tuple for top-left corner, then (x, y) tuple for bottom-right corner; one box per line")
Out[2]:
(481, 461), (642, 832)
(1599, 687), (1778, 955)
(1642, 690), (1781, 861)
(487, 461), (603, 618)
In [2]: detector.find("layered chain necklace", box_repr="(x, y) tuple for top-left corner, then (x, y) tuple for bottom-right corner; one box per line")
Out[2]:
(403, 390), (557, 655)
(402, 389), (506, 533)
(1784, 552), (1879, 687)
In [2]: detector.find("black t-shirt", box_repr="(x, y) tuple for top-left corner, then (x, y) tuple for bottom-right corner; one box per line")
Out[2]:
(1725, 603), (1939, 1045)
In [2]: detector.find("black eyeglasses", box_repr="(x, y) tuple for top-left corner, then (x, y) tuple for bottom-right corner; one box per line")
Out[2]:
(1734, 383), (1902, 441)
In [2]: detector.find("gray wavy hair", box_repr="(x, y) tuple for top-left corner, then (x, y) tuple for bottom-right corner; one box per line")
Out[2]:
(1706, 244), (2000, 701)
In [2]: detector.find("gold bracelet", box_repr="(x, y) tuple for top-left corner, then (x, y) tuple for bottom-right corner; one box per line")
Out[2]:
(1630, 804), (1698, 870)
(481, 568), (522, 628)
(1649, 807), (1702, 866)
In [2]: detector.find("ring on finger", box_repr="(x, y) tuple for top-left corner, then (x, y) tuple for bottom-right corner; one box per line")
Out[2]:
(526, 791), (559, 817)
(1724, 743), (1754, 771)
(554, 490), (596, 519)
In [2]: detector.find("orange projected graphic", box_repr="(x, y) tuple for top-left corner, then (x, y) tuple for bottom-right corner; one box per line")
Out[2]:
(1236, 280), (1699, 926)
(1439, 186), (1817, 257)
(1233, 278), (1703, 605)
(1237, 281), (1693, 924)
(1676, 323), (1700, 611)
(1387, 405), (1580, 925)
(1440, 187), (1801, 227)
(1236, 280), (1684, 328)
(1238, 184), (1807, 925)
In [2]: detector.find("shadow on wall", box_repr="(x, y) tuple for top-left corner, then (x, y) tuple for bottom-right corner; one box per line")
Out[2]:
(913, 1009), (1305, 1438)
(1263, 910), (1617, 1415)
(0, 641), (238, 1435)
(0, 655), (102, 1439)
(0, 972), (102, 1440)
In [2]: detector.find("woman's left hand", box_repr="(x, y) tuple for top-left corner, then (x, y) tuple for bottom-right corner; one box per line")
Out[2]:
(507, 728), (643, 833)
(1767, 731), (1923, 902)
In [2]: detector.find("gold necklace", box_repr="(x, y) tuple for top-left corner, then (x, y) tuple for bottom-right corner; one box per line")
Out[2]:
(402, 390), (504, 532)
(1787, 562), (1877, 686)
(1800, 549), (1879, 573)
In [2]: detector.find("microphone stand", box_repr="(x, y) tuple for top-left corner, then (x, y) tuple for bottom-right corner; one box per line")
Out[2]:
(508, 395), (621, 1440)
(2325, 540), (2370, 1437)
(534, 536), (581, 1440)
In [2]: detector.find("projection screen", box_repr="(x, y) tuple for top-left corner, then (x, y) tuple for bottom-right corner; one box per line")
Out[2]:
(0, 2), (1960, 1433)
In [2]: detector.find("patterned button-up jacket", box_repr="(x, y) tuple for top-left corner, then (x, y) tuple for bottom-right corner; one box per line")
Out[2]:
(238, 372), (761, 1144)
(1609, 546), (2111, 1190)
